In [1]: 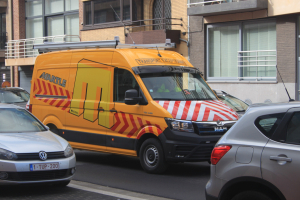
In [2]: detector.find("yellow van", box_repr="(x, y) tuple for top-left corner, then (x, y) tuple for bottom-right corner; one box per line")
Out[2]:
(29, 42), (238, 173)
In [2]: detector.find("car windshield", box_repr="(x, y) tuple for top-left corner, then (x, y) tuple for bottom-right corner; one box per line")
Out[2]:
(0, 90), (29, 103)
(140, 72), (217, 101)
(0, 108), (46, 133)
(218, 95), (248, 112)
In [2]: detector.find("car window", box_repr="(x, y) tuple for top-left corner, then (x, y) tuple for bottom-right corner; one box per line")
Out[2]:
(113, 68), (140, 103)
(0, 90), (29, 103)
(255, 113), (285, 138)
(0, 108), (46, 133)
(218, 95), (248, 112)
(286, 112), (300, 144)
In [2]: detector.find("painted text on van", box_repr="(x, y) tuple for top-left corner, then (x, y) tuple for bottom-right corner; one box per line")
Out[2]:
(39, 72), (67, 87)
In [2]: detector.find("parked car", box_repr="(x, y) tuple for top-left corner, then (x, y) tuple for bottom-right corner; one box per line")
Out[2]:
(0, 87), (30, 108)
(0, 103), (76, 185)
(206, 102), (300, 200)
(214, 90), (249, 117)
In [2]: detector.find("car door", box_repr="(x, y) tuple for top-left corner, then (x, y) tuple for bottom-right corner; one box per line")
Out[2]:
(261, 108), (300, 200)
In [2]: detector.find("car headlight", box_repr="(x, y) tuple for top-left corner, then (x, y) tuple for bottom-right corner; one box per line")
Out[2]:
(0, 148), (18, 160)
(165, 118), (195, 133)
(64, 144), (74, 158)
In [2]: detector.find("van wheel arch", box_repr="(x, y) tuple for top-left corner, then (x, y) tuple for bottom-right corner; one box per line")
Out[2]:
(219, 177), (285, 200)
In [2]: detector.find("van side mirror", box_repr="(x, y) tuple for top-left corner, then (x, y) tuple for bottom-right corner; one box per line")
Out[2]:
(125, 89), (142, 105)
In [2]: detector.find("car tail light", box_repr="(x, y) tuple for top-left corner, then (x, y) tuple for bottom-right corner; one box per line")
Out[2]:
(26, 104), (32, 113)
(211, 145), (231, 165)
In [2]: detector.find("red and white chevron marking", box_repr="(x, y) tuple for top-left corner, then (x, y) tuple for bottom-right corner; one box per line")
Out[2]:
(155, 100), (238, 121)
(33, 79), (72, 112)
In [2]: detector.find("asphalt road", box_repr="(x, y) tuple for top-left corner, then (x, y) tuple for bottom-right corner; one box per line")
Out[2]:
(73, 149), (211, 200)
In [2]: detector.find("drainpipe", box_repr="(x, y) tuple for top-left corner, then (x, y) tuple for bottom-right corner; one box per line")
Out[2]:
(9, 0), (13, 86)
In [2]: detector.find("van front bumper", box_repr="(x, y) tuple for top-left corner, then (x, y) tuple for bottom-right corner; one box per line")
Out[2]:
(159, 128), (223, 162)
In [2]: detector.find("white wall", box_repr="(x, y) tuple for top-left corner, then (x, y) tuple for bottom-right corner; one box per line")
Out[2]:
(208, 82), (296, 104)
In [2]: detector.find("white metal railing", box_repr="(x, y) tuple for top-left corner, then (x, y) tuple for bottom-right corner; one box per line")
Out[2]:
(237, 50), (277, 80)
(5, 35), (80, 59)
(187, 0), (244, 7)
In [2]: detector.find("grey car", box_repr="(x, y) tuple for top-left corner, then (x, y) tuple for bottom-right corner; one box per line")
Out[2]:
(0, 87), (30, 108)
(206, 102), (300, 200)
(0, 103), (76, 185)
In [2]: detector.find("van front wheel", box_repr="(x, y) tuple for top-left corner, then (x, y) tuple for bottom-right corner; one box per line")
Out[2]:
(139, 138), (168, 174)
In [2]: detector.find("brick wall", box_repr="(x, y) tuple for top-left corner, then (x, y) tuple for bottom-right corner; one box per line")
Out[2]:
(189, 16), (205, 75)
(12, 0), (26, 87)
(276, 15), (297, 83)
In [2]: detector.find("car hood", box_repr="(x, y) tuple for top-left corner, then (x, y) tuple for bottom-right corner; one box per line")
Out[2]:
(156, 100), (239, 121)
(0, 131), (68, 153)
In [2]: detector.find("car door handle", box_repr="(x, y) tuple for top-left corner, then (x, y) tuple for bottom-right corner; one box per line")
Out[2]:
(110, 109), (117, 113)
(270, 156), (292, 162)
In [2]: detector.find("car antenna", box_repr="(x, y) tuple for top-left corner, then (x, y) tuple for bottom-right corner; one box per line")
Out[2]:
(156, 46), (162, 57)
(110, 5), (135, 45)
(276, 65), (294, 102)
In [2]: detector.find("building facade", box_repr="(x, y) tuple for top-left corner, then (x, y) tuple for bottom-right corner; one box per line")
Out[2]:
(5, 0), (189, 93)
(188, 0), (300, 103)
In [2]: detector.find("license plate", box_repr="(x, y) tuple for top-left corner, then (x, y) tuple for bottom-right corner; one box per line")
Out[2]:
(30, 163), (59, 171)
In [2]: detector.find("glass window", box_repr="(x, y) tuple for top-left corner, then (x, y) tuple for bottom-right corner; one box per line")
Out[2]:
(255, 113), (284, 138)
(217, 95), (248, 112)
(85, 2), (92, 25)
(114, 68), (139, 102)
(0, 108), (46, 133)
(94, 0), (121, 24)
(141, 72), (217, 101)
(207, 20), (276, 81)
(123, 0), (130, 21)
(26, 0), (42, 17)
(45, 0), (64, 14)
(65, 14), (79, 41)
(47, 15), (64, 36)
(65, 0), (79, 11)
(26, 18), (43, 38)
(208, 25), (239, 78)
(286, 112), (300, 144)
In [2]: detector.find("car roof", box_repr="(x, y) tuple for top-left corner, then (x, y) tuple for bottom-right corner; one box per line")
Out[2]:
(0, 103), (24, 109)
(0, 87), (26, 91)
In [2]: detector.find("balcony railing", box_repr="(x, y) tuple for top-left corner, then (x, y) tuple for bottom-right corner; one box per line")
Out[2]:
(124, 17), (183, 33)
(237, 50), (277, 81)
(188, 0), (246, 7)
(5, 35), (80, 59)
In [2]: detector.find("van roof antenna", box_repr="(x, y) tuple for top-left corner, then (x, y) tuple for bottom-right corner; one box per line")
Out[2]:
(110, 5), (135, 45)
(156, 46), (162, 57)
(276, 65), (294, 102)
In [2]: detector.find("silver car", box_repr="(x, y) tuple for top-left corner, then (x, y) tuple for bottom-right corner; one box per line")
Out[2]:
(206, 102), (300, 200)
(0, 103), (76, 185)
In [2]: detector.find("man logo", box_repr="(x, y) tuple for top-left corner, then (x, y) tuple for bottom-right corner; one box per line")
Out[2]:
(39, 151), (47, 161)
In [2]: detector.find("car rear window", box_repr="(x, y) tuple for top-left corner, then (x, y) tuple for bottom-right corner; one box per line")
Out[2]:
(255, 113), (285, 138)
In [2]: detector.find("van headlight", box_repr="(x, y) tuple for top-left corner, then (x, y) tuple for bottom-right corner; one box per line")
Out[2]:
(64, 144), (74, 158)
(165, 118), (195, 133)
(0, 148), (18, 160)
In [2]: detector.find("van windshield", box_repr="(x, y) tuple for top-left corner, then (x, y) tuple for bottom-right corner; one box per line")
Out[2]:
(140, 72), (217, 101)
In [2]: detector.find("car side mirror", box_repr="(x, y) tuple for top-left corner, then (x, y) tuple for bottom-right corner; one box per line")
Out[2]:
(125, 89), (142, 105)
(45, 126), (50, 130)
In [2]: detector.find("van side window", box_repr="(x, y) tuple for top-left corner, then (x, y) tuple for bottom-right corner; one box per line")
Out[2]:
(114, 68), (140, 102)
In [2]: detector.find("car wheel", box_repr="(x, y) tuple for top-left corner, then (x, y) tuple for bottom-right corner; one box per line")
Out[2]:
(231, 190), (272, 200)
(53, 180), (70, 187)
(139, 138), (168, 174)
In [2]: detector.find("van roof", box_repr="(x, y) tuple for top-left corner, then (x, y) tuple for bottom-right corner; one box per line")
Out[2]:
(36, 48), (193, 69)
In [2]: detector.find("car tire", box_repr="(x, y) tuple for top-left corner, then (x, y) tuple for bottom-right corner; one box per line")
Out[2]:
(53, 180), (70, 187)
(139, 138), (168, 174)
(231, 190), (272, 200)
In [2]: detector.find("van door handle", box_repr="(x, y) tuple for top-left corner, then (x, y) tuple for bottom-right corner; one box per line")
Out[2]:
(270, 156), (292, 162)
(97, 108), (104, 111)
(110, 109), (117, 113)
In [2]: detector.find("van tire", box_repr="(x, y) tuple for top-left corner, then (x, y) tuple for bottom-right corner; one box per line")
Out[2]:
(48, 125), (59, 135)
(139, 138), (168, 174)
(231, 190), (272, 200)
